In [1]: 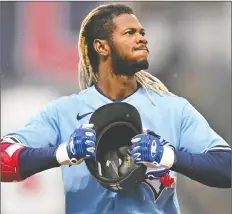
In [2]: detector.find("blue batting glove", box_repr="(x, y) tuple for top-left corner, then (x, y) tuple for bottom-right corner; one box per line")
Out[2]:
(130, 130), (175, 169)
(56, 124), (96, 165)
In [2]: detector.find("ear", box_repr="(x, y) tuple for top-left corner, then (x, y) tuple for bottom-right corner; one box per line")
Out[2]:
(93, 39), (110, 57)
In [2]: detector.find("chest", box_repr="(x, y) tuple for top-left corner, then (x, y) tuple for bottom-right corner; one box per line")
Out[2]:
(58, 100), (179, 206)
(129, 101), (180, 149)
(58, 101), (180, 150)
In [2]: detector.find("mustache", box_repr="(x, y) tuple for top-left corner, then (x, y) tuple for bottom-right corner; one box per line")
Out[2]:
(133, 46), (149, 53)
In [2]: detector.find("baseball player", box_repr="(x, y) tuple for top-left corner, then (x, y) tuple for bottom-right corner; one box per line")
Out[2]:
(1, 4), (231, 214)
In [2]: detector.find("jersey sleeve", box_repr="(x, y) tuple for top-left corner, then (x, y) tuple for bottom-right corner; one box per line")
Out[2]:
(5, 100), (61, 148)
(179, 100), (231, 153)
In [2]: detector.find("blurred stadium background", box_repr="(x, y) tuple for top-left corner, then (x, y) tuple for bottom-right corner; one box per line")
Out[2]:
(1, 2), (231, 214)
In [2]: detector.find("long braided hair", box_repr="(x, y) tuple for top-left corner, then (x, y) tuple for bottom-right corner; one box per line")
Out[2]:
(78, 4), (173, 104)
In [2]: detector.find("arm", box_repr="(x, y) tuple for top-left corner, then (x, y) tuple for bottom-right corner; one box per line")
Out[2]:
(171, 150), (231, 188)
(1, 100), (60, 182)
(1, 98), (96, 182)
(131, 133), (231, 188)
(131, 101), (231, 188)
(0, 137), (59, 182)
(1, 126), (96, 182)
(172, 100), (231, 188)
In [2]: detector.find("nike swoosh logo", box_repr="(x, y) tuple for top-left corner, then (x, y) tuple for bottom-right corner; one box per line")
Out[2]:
(76, 112), (93, 120)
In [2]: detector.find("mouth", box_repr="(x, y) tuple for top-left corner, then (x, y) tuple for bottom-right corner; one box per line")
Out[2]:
(134, 47), (149, 53)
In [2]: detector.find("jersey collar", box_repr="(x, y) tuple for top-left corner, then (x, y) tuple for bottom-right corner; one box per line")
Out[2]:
(94, 84), (141, 102)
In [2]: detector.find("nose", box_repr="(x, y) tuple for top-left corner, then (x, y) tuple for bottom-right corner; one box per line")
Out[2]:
(136, 34), (148, 45)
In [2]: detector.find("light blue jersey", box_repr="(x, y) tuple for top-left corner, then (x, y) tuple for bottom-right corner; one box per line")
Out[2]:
(8, 85), (229, 214)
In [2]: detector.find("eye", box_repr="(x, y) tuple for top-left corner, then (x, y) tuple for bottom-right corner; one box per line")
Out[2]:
(125, 30), (134, 35)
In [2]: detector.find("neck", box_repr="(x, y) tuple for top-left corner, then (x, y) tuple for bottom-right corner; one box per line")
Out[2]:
(96, 66), (138, 100)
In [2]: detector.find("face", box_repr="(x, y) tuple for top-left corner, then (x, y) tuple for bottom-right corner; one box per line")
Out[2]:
(109, 14), (149, 76)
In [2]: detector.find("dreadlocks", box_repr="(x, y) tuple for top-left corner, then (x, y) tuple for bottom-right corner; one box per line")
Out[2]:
(78, 3), (173, 104)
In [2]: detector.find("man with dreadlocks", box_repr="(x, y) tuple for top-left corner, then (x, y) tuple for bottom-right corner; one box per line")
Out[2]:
(1, 3), (231, 214)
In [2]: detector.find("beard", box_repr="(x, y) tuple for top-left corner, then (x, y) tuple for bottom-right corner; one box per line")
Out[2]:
(110, 44), (149, 76)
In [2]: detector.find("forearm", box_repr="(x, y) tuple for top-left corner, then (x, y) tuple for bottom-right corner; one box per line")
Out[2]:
(1, 126), (96, 182)
(1, 137), (60, 182)
(19, 147), (60, 179)
(171, 150), (231, 188)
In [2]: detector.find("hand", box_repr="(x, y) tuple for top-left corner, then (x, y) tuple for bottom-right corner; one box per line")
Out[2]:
(130, 130), (175, 169)
(56, 124), (96, 165)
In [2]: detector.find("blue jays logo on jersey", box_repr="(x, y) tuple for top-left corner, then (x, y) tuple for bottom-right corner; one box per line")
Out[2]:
(143, 169), (176, 202)
(141, 136), (176, 202)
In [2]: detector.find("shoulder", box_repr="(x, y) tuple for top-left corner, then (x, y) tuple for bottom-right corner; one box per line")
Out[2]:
(47, 86), (96, 109)
(149, 89), (205, 123)
(146, 88), (189, 110)
(133, 88), (191, 122)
